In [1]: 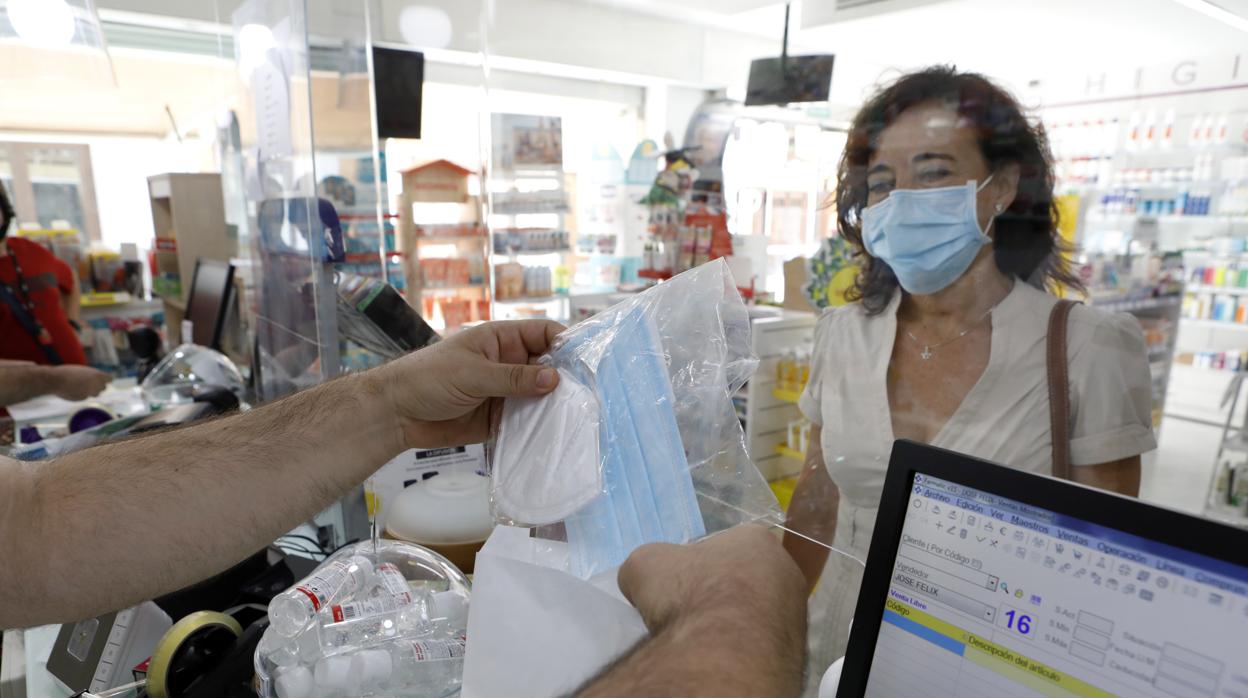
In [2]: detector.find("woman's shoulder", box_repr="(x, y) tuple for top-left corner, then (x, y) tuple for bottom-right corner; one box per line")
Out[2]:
(1009, 283), (1141, 340)
(1067, 300), (1144, 346)
(814, 300), (872, 331)
(810, 300), (887, 353)
(5, 235), (62, 265)
(6, 236), (54, 259)
(1063, 299), (1148, 375)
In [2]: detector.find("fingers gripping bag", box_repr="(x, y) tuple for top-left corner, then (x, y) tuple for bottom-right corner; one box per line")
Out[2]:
(488, 258), (781, 577)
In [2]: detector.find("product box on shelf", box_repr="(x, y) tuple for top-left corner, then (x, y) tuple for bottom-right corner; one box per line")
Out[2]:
(494, 263), (525, 300)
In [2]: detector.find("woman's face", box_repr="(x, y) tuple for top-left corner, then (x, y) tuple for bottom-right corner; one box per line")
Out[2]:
(866, 101), (1013, 234)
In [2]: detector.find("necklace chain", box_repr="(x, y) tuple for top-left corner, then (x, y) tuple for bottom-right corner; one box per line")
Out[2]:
(904, 301), (1000, 360)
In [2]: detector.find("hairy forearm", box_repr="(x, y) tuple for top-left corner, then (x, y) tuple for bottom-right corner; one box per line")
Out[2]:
(1, 369), (405, 629)
(577, 598), (806, 697)
(0, 366), (58, 405)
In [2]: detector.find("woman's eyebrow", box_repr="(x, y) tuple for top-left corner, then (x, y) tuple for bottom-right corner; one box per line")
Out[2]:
(867, 163), (893, 176)
(912, 152), (956, 164)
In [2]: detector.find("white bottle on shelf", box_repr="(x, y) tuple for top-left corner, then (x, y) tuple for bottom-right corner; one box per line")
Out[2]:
(1161, 109), (1175, 150)
(1126, 111), (1142, 152)
(1188, 111), (1208, 146)
(1141, 110), (1157, 150)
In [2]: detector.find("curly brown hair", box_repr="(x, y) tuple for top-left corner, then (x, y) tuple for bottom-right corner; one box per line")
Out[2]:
(836, 66), (1083, 314)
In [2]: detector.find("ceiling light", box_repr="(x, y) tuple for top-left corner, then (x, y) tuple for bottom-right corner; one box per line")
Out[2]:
(237, 22), (278, 78)
(398, 5), (453, 49)
(1168, 0), (1248, 32)
(7, 0), (76, 47)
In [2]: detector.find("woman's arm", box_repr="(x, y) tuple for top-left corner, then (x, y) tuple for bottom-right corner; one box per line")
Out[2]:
(62, 271), (82, 326)
(1070, 455), (1141, 497)
(782, 425), (839, 593)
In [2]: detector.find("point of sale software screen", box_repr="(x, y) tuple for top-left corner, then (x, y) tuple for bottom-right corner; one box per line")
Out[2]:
(864, 474), (1248, 698)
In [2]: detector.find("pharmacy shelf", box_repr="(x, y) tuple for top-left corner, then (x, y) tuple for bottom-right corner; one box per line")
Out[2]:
(769, 476), (798, 512)
(418, 283), (488, 293)
(1091, 296), (1182, 313)
(494, 248), (572, 256)
(773, 388), (802, 404)
(1186, 285), (1248, 296)
(1087, 214), (1248, 225)
(415, 234), (488, 243)
(494, 294), (568, 304)
(1185, 249), (1248, 257)
(1181, 319), (1248, 330)
(775, 444), (806, 461)
(81, 291), (133, 308)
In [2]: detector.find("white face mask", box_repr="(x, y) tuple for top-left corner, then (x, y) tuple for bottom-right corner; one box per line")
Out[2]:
(491, 368), (602, 525)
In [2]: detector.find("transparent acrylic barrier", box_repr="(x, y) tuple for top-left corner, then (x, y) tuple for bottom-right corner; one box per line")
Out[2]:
(487, 259), (864, 689)
(229, 0), (343, 402)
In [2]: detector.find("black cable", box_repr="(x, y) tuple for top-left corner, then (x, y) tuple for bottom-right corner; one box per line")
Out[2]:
(276, 543), (327, 560)
(277, 533), (329, 555)
(328, 537), (364, 557)
(781, 3), (791, 73)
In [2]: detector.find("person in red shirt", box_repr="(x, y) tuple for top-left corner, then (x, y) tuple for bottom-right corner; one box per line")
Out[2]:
(0, 182), (88, 366)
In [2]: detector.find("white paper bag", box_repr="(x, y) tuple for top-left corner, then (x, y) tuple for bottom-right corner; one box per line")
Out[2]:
(462, 526), (648, 698)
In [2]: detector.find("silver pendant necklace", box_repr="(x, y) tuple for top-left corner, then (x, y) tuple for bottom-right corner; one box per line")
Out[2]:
(904, 301), (1000, 360)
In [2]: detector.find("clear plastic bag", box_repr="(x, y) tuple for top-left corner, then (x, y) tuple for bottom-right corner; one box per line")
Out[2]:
(488, 259), (782, 578)
(481, 259), (866, 695)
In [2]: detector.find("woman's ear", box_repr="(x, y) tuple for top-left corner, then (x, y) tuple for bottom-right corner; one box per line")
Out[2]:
(994, 162), (1022, 212)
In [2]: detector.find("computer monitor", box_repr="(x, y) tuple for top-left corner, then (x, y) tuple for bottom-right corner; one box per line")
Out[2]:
(186, 259), (234, 350)
(838, 440), (1248, 697)
(372, 46), (424, 140)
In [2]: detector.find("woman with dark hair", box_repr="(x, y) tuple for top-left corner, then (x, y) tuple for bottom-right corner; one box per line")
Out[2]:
(782, 67), (1156, 675)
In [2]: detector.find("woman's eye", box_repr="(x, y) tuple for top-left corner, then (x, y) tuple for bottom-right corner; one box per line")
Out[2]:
(918, 169), (952, 182)
(868, 180), (893, 195)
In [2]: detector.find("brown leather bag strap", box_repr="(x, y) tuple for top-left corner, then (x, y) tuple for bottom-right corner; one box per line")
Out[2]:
(1047, 300), (1078, 480)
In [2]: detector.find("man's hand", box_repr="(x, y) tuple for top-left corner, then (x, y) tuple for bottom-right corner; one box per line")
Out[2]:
(48, 365), (111, 401)
(578, 525), (808, 697)
(619, 524), (808, 634)
(373, 320), (563, 449)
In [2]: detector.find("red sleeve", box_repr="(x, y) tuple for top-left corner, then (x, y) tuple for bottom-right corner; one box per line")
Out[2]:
(52, 255), (74, 295)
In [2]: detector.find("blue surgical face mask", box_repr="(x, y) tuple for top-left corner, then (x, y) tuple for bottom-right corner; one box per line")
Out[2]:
(861, 175), (996, 295)
(555, 307), (706, 579)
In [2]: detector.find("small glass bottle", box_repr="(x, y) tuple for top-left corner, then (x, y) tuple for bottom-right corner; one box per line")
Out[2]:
(269, 556), (374, 638)
(316, 592), (429, 654)
(384, 636), (467, 695)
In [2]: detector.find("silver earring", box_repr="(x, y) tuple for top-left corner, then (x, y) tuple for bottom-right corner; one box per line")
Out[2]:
(994, 203), (1004, 213)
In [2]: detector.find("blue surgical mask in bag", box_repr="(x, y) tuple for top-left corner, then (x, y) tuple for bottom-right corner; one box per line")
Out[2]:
(558, 307), (706, 578)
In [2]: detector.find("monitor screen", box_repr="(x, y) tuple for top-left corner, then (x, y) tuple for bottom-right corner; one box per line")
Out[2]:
(864, 472), (1248, 697)
(187, 260), (233, 349)
(372, 46), (424, 140)
(744, 54), (833, 106)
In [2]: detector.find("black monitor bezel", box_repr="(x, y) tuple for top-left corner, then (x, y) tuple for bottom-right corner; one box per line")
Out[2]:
(837, 438), (1248, 696)
(186, 258), (234, 351)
